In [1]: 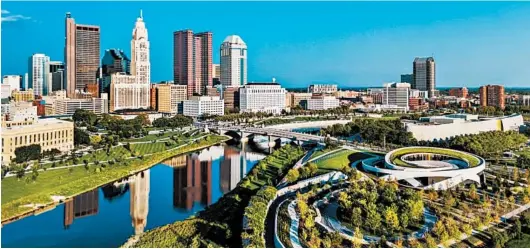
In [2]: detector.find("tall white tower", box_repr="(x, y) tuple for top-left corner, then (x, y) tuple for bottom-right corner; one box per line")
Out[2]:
(131, 10), (151, 85)
(220, 35), (247, 87)
(28, 53), (50, 96)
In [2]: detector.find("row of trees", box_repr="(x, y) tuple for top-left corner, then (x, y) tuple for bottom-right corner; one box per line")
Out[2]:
(152, 115), (193, 128)
(242, 186), (277, 248)
(321, 118), (417, 146)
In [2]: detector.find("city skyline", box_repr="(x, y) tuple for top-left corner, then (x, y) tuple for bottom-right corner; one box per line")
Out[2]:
(2, 2), (530, 88)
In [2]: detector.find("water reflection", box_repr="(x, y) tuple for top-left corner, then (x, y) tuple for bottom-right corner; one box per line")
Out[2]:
(1, 144), (265, 248)
(63, 190), (99, 229)
(130, 170), (149, 235)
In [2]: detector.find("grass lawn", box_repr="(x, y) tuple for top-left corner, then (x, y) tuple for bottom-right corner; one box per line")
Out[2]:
(131, 142), (168, 155)
(41, 146), (131, 168)
(314, 150), (373, 171)
(1, 135), (228, 222)
(309, 147), (341, 160)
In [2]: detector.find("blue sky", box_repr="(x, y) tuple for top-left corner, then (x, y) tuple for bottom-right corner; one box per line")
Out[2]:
(2, 1), (530, 88)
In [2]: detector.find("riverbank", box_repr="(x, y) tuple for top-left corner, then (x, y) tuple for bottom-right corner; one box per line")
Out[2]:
(1, 134), (229, 224)
(127, 144), (305, 248)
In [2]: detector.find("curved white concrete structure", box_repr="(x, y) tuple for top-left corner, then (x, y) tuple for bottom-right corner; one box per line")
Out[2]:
(362, 147), (485, 190)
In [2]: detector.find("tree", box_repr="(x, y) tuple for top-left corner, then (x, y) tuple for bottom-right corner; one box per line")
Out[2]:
(352, 227), (363, 248)
(515, 219), (522, 239)
(307, 162), (318, 176)
(14, 144), (41, 163)
(462, 223), (473, 236)
(286, 168), (300, 183)
(90, 135), (102, 145)
(351, 207), (362, 228)
(399, 212), (410, 229)
(366, 203), (382, 233)
(513, 167), (520, 182)
(384, 207), (400, 233)
(73, 109), (97, 126)
(74, 128), (91, 145)
(31, 167), (39, 182)
(425, 234), (437, 248)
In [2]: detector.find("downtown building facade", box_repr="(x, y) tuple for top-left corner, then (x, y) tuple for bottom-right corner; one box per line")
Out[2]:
(3, 75), (22, 92)
(173, 30), (213, 97)
(46, 61), (65, 93)
(306, 96), (340, 110)
(28, 53), (50, 96)
(220, 35), (247, 87)
(413, 57), (436, 97)
(449, 87), (468, 99)
(183, 96), (224, 117)
(383, 82), (410, 111)
(1, 118), (74, 163)
(239, 82), (286, 114)
(65, 12), (101, 98)
(101, 49), (130, 94)
(157, 84), (187, 114)
(308, 84), (338, 94)
(109, 11), (151, 112)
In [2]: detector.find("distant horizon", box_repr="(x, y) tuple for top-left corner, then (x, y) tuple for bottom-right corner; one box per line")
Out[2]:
(2, 2), (530, 88)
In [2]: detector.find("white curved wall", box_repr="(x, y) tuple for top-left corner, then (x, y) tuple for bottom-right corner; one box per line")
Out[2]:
(406, 114), (523, 141)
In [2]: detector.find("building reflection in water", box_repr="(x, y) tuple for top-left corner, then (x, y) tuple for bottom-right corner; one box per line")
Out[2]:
(130, 170), (150, 235)
(101, 182), (130, 201)
(171, 154), (212, 210)
(63, 189), (99, 229)
(220, 146), (244, 193)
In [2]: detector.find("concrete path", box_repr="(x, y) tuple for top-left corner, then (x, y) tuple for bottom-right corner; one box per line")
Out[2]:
(288, 201), (303, 248)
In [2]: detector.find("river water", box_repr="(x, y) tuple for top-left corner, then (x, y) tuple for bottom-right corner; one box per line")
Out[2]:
(1, 144), (265, 248)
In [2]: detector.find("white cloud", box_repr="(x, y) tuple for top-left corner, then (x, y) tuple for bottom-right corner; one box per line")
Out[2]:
(1, 14), (31, 22)
(1, 10), (10, 14)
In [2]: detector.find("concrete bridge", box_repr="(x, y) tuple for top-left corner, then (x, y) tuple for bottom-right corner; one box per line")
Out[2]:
(217, 126), (330, 143)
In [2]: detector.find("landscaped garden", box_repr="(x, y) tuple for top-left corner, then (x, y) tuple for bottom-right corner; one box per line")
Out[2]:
(388, 147), (482, 168)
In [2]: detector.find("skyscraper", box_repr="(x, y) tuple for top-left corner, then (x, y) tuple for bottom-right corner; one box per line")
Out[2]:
(400, 74), (414, 88)
(65, 12), (100, 98)
(173, 30), (213, 97)
(109, 11), (151, 112)
(46, 61), (65, 93)
(131, 10), (150, 85)
(412, 57), (435, 96)
(101, 49), (131, 94)
(479, 84), (505, 109)
(220, 35), (247, 87)
(28, 53), (50, 96)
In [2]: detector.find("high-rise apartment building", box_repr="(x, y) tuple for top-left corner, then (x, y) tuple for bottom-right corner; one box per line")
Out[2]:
(448, 87), (468, 98)
(173, 30), (213, 97)
(45, 61), (65, 93)
(157, 84), (187, 114)
(400, 74), (413, 88)
(3, 75), (22, 92)
(413, 57), (435, 96)
(101, 49), (130, 94)
(223, 86), (240, 111)
(220, 35), (247, 87)
(479, 85), (505, 109)
(65, 12), (100, 98)
(28, 53), (50, 96)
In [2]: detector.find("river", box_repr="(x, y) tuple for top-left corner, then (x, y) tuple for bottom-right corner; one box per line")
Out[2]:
(1, 144), (265, 248)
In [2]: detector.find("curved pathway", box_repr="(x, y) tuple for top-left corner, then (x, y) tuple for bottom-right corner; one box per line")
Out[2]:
(288, 201), (303, 248)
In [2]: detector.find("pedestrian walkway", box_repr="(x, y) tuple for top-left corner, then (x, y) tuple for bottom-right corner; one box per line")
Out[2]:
(288, 201), (303, 248)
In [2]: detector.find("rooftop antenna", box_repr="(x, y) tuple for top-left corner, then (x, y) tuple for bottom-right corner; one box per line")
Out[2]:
(140, 9), (143, 19)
